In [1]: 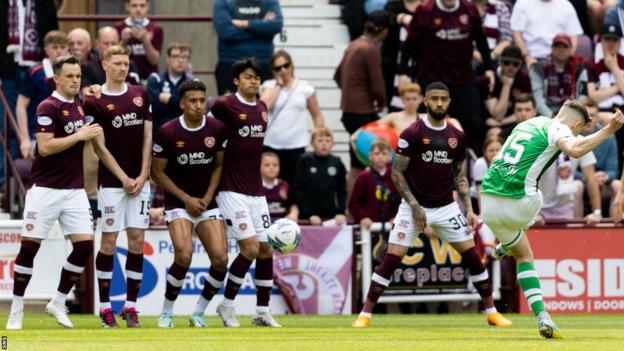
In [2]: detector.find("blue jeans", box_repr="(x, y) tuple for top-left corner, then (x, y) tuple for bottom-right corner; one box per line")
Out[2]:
(0, 66), (28, 183)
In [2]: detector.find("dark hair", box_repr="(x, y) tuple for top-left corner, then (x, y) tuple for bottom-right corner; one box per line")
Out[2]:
(178, 79), (206, 99)
(364, 11), (392, 36)
(562, 99), (591, 123)
(231, 57), (262, 79)
(514, 93), (535, 108)
(425, 81), (449, 94)
(52, 55), (80, 74)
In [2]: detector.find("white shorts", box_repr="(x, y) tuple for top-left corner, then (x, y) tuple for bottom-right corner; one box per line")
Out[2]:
(165, 207), (223, 228)
(480, 192), (543, 247)
(98, 182), (150, 232)
(216, 191), (270, 242)
(22, 185), (93, 239)
(389, 200), (472, 247)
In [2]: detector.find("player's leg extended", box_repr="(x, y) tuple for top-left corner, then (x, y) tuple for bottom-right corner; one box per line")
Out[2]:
(252, 241), (281, 327)
(48, 234), (94, 328)
(96, 231), (120, 328)
(120, 228), (145, 327)
(6, 238), (42, 330)
(159, 219), (193, 328)
(192, 219), (228, 327)
(352, 243), (408, 328)
(509, 235), (564, 339)
(449, 239), (512, 327)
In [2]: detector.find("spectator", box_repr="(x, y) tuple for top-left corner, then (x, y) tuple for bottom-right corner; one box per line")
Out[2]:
(471, 135), (503, 209)
(147, 42), (192, 134)
(472, 0), (512, 61)
(260, 50), (324, 187)
(604, 0), (624, 32)
(213, 0), (283, 94)
(67, 28), (96, 64)
(16, 30), (68, 160)
(530, 33), (589, 117)
(510, 0), (583, 68)
(348, 140), (399, 230)
(0, 0), (58, 183)
(293, 127), (347, 225)
(487, 93), (537, 140)
(115, 0), (164, 81)
(335, 10), (390, 192)
(382, 0), (420, 111)
(580, 98), (621, 216)
(261, 151), (297, 220)
(483, 45), (531, 121)
(398, 0), (495, 153)
(81, 26), (141, 88)
(538, 151), (602, 225)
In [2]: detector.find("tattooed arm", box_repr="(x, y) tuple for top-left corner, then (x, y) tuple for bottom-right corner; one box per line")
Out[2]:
(392, 154), (426, 232)
(452, 160), (477, 230)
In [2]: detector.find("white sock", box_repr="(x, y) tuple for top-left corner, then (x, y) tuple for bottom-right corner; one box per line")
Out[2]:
(125, 301), (136, 309)
(485, 307), (497, 314)
(162, 298), (175, 314)
(256, 306), (270, 314)
(10, 296), (24, 314)
(359, 312), (372, 318)
(222, 298), (235, 307)
(536, 311), (551, 322)
(100, 302), (112, 311)
(52, 291), (67, 306)
(194, 296), (210, 314)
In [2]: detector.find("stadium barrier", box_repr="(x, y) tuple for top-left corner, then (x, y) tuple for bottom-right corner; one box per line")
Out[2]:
(359, 222), (501, 303)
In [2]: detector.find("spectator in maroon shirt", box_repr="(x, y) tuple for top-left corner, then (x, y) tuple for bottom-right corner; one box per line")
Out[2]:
(398, 0), (495, 153)
(261, 152), (298, 220)
(115, 0), (164, 80)
(349, 140), (399, 230)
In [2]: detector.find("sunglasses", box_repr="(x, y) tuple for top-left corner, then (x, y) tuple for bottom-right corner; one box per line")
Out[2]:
(273, 62), (291, 72)
(501, 59), (521, 68)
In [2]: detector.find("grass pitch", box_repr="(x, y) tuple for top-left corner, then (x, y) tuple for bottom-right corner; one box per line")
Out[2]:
(2, 313), (624, 351)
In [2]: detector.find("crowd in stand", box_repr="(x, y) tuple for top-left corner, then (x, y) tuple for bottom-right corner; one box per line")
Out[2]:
(1, 0), (624, 228)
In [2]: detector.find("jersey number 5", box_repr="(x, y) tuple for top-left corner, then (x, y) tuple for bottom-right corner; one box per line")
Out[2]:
(495, 131), (533, 165)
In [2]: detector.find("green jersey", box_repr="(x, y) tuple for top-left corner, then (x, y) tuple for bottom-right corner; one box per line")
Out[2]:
(481, 117), (574, 199)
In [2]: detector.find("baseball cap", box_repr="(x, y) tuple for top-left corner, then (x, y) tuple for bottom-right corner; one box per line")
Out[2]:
(366, 11), (393, 31)
(602, 22), (623, 39)
(552, 33), (572, 47)
(500, 45), (523, 61)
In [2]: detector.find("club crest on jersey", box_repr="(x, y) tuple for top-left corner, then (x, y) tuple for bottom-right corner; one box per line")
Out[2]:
(62, 110), (70, 117)
(459, 14), (469, 25)
(77, 106), (84, 116)
(204, 137), (215, 148)
(327, 166), (337, 176)
(133, 96), (143, 107)
(25, 224), (34, 231)
(239, 222), (248, 231)
(106, 104), (115, 111)
(434, 18), (442, 26)
(239, 113), (247, 120)
(106, 218), (115, 226)
(448, 137), (458, 149)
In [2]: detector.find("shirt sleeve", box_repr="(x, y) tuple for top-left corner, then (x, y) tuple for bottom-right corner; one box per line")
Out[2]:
(396, 126), (418, 159)
(302, 80), (315, 99)
(82, 96), (100, 124)
(152, 127), (170, 159)
(214, 119), (228, 152)
(548, 121), (574, 146)
(509, 0), (527, 32)
(454, 132), (468, 163)
(563, 1), (584, 36)
(20, 68), (36, 97)
(579, 151), (597, 167)
(208, 99), (229, 125)
(35, 101), (57, 134)
(472, 158), (488, 182)
(151, 25), (164, 52)
(142, 87), (153, 121)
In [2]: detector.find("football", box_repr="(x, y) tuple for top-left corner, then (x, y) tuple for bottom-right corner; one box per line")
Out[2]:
(267, 218), (302, 253)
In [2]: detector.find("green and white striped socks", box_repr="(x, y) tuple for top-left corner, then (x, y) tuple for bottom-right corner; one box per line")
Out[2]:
(517, 262), (547, 318)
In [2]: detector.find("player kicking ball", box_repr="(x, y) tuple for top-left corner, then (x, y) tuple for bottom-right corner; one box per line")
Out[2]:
(6, 55), (103, 329)
(152, 80), (229, 328)
(85, 46), (152, 328)
(481, 101), (624, 339)
(353, 82), (511, 328)
(210, 58), (280, 327)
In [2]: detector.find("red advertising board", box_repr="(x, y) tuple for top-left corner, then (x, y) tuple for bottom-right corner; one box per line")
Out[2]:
(520, 227), (624, 314)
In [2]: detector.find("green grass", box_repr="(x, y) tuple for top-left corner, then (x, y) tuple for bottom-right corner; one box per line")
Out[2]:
(2, 314), (624, 351)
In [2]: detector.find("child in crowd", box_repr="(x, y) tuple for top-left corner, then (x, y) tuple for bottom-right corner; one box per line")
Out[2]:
(261, 151), (298, 220)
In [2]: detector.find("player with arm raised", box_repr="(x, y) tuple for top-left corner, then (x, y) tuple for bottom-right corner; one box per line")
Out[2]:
(352, 82), (511, 328)
(151, 80), (229, 328)
(84, 46), (152, 328)
(6, 55), (102, 330)
(481, 100), (624, 339)
(210, 58), (280, 327)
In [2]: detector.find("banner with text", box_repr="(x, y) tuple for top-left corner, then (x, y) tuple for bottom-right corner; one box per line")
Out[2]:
(520, 227), (624, 314)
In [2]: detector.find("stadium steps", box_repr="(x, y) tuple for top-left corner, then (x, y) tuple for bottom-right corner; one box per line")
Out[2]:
(278, 0), (350, 166)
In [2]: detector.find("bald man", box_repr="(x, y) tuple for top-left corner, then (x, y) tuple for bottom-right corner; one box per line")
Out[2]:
(68, 28), (95, 63)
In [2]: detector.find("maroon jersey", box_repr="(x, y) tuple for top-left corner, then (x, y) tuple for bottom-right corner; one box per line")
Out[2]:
(405, 0), (484, 84)
(263, 178), (290, 218)
(30, 92), (86, 189)
(209, 93), (268, 196)
(114, 18), (164, 79)
(153, 116), (227, 210)
(83, 84), (152, 188)
(348, 164), (399, 222)
(396, 117), (467, 208)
